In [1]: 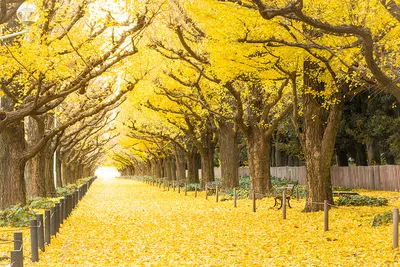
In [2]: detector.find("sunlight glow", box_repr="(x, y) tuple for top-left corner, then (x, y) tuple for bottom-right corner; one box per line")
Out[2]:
(95, 166), (121, 179)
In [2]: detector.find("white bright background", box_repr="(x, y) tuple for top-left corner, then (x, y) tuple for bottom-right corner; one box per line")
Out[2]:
(95, 166), (121, 179)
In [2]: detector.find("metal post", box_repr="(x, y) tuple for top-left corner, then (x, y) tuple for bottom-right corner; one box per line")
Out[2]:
(37, 214), (45, 252)
(195, 185), (197, 198)
(55, 203), (60, 233)
(282, 191), (286, 219)
(394, 208), (399, 249)
(234, 188), (237, 208)
(60, 198), (65, 224)
(65, 195), (70, 217)
(205, 186), (208, 200)
(30, 219), (39, 262)
(173, 181), (175, 191)
(51, 207), (56, 236)
(178, 184), (180, 194)
(253, 190), (256, 212)
(324, 200), (329, 232)
(185, 183), (187, 196)
(216, 185), (219, 202)
(67, 194), (72, 216)
(13, 232), (23, 256)
(71, 191), (75, 210)
(74, 190), (78, 206)
(44, 210), (51, 245)
(11, 249), (23, 267)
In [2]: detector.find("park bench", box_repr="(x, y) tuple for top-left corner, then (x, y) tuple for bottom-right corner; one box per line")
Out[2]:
(206, 181), (221, 195)
(273, 184), (296, 209)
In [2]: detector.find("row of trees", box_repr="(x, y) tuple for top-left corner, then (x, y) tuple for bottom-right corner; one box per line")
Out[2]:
(111, 0), (400, 211)
(0, 0), (162, 209)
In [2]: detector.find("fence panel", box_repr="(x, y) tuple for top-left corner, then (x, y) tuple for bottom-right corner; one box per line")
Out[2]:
(211, 165), (399, 191)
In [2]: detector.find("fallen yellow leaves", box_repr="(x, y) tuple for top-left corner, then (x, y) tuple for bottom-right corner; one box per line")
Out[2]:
(24, 178), (400, 266)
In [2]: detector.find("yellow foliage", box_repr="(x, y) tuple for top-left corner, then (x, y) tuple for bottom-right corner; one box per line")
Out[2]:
(21, 178), (400, 266)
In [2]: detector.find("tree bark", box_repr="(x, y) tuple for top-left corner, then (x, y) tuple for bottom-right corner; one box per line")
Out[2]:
(276, 149), (288, 167)
(175, 146), (186, 182)
(218, 121), (239, 189)
(247, 128), (272, 198)
(26, 116), (56, 198)
(154, 158), (162, 179)
(55, 148), (62, 188)
(0, 120), (26, 209)
(200, 144), (215, 187)
(367, 137), (381, 165)
(187, 147), (199, 183)
(336, 149), (349, 166)
(302, 61), (343, 212)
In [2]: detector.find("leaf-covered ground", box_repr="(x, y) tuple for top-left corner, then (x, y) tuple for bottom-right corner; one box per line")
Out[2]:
(25, 178), (400, 266)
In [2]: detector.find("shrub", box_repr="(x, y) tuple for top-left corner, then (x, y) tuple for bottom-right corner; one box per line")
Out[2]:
(27, 197), (57, 209)
(371, 211), (393, 227)
(56, 184), (79, 197)
(0, 204), (36, 227)
(336, 195), (388, 207)
(332, 185), (353, 192)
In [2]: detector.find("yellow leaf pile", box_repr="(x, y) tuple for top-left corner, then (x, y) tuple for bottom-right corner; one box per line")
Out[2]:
(23, 178), (400, 266)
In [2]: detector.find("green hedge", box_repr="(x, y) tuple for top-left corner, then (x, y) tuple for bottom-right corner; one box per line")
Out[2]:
(336, 195), (388, 207)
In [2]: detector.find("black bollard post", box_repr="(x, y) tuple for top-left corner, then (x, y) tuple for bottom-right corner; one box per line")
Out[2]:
(55, 203), (60, 233)
(30, 219), (39, 262)
(11, 234), (23, 267)
(13, 232), (23, 257)
(71, 191), (75, 210)
(185, 183), (187, 196)
(216, 185), (219, 202)
(195, 185), (197, 198)
(60, 198), (65, 225)
(44, 210), (51, 245)
(51, 207), (56, 236)
(67, 194), (72, 217)
(36, 214), (45, 252)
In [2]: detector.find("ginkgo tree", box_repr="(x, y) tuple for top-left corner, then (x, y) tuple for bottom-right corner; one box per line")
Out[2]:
(0, 0), (161, 209)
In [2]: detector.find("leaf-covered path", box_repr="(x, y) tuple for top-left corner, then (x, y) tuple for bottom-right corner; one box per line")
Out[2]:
(28, 178), (399, 266)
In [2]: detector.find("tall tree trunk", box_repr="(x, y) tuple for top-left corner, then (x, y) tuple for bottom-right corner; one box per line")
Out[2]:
(200, 145), (215, 187)
(165, 158), (172, 181)
(367, 137), (381, 165)
(0, 120), (26, 209)
(198, 130), (216, 187)
(336, 149), (349, 166)
(247, 128), (272, 198)
(154, 158), (162, 178)
(55, 148), (62, 188)
(175, 147), (186, 182)
(355, 143), (368, 166)
(275, 149), (288, 167)
(170, 158), (176, 181)
(187, 147), (198, 183)
(218, 121), (239, 189)
(26, 116), (56, 197)
(302, 61), (343, 212)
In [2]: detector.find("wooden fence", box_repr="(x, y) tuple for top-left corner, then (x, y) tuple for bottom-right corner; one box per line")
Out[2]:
(213, 165), (400, 191)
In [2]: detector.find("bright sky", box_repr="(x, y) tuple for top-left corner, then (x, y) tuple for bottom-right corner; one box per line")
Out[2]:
(95, 166), (121, 179)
